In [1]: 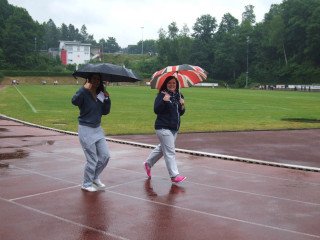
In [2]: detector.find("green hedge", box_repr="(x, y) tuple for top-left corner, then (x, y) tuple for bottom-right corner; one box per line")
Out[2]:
(0, 70), (73, 77)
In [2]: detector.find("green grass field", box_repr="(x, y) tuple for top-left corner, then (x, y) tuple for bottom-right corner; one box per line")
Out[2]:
(0, 85), (319, 135)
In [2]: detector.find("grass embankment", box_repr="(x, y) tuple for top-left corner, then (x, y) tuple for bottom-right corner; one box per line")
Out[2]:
(0, 85), (319, 135)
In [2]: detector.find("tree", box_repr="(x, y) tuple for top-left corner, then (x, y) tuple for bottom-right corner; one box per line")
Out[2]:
(177, 24), (193, 64)
(80, 25), (89, 42)
(136, 39), (157, 54)
(60, 23), (69, 40)
(192, 14), (217, 42)
(281, 0), (319, 63)
(0, 0), (13, 30)
(214, 13), (239, 83)
(191, 14), (217, 76)
(266, 12), (287, 65)
(68, 24), (79, 41)
(105, 37), (120, 53)
(2, 7), (38, 68)
(242, 5), (256, 25)
(217, 13), (239, 35)
(43, 19), (60, 49)
(0, 0), (13, 48)
(305, 6), (320, 64)
(156, 27), (169, 65)
(168, 22), (179, 39)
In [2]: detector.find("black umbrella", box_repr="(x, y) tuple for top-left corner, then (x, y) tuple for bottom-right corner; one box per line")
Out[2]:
(72, 63), (141, 82)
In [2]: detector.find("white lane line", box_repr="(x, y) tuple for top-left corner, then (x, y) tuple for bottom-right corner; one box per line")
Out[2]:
(12, 166), (78, 184)
(5, 142), (320, 206)
(13, 85), (37, 113)
(200, 165), (320, 186)
(188, 181), (320, 206)
(9, 178), (146, 201)
(9, 185), (81, 201)
(6, 141), (320, 186)
(0, 197), (129, 240)
(105, 190), (320, 239)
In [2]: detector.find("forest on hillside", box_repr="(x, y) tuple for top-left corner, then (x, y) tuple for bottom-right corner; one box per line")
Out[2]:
(0, 0), (319, 87)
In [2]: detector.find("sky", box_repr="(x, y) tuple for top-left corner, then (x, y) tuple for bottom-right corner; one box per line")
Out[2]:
(8, 0), (283, 48)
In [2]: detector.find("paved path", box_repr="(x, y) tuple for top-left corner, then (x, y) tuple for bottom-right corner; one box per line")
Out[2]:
(1, 119), (320, 240)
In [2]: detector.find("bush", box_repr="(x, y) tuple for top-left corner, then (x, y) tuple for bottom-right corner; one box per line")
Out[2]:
(0, 70), (72, 77)
(235, 73), (253, 88)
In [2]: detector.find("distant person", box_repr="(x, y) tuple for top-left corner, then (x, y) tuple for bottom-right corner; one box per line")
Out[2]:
(71, 74), (111, 192)
(144, 76), (187, 183)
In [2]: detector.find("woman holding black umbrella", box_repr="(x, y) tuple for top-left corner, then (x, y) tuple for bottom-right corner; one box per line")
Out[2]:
(72, 74), (111, 192)
(144, 76), (187, 183)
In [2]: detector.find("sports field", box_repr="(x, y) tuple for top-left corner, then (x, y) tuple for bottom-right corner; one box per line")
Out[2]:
(0, 85), (319, 135)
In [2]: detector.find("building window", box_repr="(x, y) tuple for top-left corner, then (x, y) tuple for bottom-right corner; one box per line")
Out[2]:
(66, 46), (73, 51)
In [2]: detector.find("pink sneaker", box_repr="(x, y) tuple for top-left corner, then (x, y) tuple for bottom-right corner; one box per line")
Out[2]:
(171, 175), (186, 183)
(144, 162), (151, 178)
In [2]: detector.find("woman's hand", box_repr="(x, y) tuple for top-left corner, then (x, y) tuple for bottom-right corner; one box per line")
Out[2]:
(180, 98), (185, 109)
(162, 91), (171, 102)
(104, 90), (109, 97)
(84, 81), (92, 90)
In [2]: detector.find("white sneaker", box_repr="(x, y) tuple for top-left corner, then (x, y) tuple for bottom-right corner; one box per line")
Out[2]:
(81, 185), (98, 192)
(93, 179), (106, 189)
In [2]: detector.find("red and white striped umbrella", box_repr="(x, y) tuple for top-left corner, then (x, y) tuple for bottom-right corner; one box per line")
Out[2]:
(150, 64), (208, 89)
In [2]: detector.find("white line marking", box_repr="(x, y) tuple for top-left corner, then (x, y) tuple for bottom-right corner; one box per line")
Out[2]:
(0, 197), (129, 240)
(12, 166), (78, 184)
(5, 142), (320, 206)
(105, 190), (320, 239)
(189, 181), (320, 206)
(9, 185), (81, 201)
(199, 165), (320, 186)
(6, 141), (320, 186)
(13, 86), (37, 113)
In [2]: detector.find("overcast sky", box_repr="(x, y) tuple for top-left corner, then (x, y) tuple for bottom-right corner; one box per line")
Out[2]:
(8, 0), (283, 48)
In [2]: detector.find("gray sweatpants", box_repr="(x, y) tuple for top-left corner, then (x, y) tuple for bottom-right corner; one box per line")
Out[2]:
(146, 129), (179, 178)
(78, 125), (110, 188)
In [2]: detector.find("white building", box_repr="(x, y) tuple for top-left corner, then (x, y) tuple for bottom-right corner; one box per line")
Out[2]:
(59, 41), (91, 65)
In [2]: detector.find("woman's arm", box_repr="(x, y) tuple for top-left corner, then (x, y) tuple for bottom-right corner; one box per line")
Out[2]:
(71, 88), (84, 106)
(179, 95), (186, 116)
(102, 98), (111, 115)
(154, 93), (168, 114)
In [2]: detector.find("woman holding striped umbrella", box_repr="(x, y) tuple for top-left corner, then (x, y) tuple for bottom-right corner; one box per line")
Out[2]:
(144, 75), (187, 183)
(144, 64), (208, 183)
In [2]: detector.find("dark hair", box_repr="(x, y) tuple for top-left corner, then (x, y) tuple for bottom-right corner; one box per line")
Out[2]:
(87, 74), (104, 94)
(159, 76), (179, 93)
(87, 73), (101, 81)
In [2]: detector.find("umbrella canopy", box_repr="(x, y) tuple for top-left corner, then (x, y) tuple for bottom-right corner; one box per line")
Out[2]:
(73, 63), (141, 82)
(150, 64), (208, 89)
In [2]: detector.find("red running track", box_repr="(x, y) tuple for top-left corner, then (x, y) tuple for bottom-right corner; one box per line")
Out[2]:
(0, 119), (320, 240)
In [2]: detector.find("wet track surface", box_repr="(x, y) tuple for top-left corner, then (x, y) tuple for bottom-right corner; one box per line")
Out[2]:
(0, 118), (319, 240)
(113, 129), (320, 169)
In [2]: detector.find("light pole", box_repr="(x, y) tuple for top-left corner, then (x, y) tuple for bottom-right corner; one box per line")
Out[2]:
(141, 26), (144, 55)
(246, 36), (249, 88)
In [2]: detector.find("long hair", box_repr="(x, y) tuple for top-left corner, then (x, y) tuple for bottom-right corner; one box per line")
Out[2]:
(159, 76), (179, 93)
